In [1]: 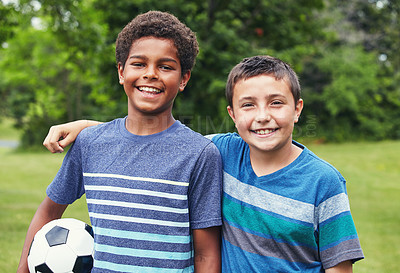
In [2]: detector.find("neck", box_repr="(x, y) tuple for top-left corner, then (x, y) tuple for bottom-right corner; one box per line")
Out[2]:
(249, 140), (302, 177)
(125, 114), (175, 135)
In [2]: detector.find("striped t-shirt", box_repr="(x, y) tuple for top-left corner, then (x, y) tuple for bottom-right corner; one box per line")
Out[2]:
(47, 118), (223, 273)
(211, 133), (364, 272)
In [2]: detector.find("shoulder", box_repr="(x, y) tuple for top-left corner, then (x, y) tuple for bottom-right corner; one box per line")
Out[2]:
(294, 141), (347, 202)
(153, 122), (222, 163)
(304, 147), (344, 182)
(208, 132), (242, 142)
(77, 118), (122, 142)
(174, 122), (218, 150)
(207, 132), (245, 152)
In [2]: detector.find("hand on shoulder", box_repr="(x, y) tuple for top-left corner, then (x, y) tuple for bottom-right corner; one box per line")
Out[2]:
(43, 120), (101, 153)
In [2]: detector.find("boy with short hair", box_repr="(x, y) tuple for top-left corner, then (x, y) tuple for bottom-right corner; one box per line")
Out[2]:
(42, 55), (364, 272)
(214, 55), (364, 272)
(17, 11), (222, 273)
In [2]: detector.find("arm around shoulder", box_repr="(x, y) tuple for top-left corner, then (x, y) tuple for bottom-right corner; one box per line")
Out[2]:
(43, 120), (102, 153)
(193, 226), (221, 273)
(17, 196), (68, 273)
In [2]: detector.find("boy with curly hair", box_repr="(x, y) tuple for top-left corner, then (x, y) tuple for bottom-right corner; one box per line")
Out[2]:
(17, 11), (222, 273)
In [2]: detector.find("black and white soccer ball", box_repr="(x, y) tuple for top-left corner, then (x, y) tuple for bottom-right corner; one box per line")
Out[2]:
(27, 218), (94, 273)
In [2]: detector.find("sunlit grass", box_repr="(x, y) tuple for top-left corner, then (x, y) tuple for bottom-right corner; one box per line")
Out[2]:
(0, 147), (89, 271)
(308, 141), (400, 273)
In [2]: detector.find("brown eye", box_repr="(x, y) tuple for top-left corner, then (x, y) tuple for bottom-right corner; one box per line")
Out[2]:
(131, 62), (145, 67)
(271, 101), (283, 106)
(160, 65), (173, 70)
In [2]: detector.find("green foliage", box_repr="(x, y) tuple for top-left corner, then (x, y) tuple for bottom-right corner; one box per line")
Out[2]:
(0, 2), (18, 44)
(0, 0), (109, 147)
(297, 0), (400, 141)
(0, 0), (399, 144)
(300, 46), (386, 141)
(90, 0), (326, 134)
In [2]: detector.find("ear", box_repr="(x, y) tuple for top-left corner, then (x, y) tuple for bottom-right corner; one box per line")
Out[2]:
(179, 71), (191, 92)
(227, 105), (236, 124)
(118, 63), (124, 85)
(294, 99), (304, 123)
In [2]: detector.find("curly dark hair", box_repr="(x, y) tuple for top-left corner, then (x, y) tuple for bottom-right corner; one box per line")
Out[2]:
(115, 11), (199, 74)
(226, 55), (301, 108)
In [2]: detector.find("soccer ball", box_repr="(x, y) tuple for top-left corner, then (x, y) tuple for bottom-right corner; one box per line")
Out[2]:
(27, 218), (94, 273)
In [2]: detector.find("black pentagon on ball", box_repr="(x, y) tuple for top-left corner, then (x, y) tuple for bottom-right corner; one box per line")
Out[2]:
(45, 226), (69, 247)
(35, 263), (54, 273)
(73, 255), (93, 273)
(85, 224), (94, 238)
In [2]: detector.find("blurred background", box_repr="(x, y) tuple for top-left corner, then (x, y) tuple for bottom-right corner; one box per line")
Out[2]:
(1, 0), (399, 146)
(0, 0), (399, 272)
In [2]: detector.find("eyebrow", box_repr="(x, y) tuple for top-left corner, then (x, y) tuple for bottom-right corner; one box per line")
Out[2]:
(238, 93), (284, 102)
(238, 96), (256, 102)
(128, 55), (178, 64)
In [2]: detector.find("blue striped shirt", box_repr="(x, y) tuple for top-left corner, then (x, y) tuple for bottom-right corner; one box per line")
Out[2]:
(47, 118), (222, 272)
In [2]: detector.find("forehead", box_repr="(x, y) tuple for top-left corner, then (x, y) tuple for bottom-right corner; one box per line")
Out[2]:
(128, 37), (179, 61)
(233, 74), (292, 100)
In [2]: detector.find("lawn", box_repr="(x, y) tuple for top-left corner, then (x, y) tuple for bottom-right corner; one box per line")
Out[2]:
(1, 129), (399, 271)
(308, 141), (400, 273)
(0, 147), (89, 272)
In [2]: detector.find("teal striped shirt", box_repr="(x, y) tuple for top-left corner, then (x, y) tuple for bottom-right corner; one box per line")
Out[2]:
(211, 133), (364, 272)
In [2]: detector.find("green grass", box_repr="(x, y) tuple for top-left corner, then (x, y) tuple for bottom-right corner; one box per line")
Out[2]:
(0, 147), (89, 272)
(308, 141), (400, 273)
(1, 137), (399, 272)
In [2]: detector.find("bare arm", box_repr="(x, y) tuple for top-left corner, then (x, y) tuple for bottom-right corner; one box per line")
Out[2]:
(43, 120), (102, 153)
(17, 196), (68, 273)
(325, 260), (353, 273)
(192, 226), (221, 273)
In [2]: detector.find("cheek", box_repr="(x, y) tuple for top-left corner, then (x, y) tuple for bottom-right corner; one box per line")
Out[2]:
(234, 112), (254, 130)
(273, 109), (297, 124)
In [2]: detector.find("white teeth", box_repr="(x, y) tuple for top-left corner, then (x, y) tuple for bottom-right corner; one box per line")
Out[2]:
(254, 129), (275, 135)
(138, 86), (161, 93)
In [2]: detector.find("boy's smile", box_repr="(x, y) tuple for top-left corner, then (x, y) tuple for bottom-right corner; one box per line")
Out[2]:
(227, 74), (303, 159)
(118, 37), (190, 133)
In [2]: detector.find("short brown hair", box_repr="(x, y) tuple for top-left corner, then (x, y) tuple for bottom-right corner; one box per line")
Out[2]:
(115, 11), (199, 74)
(226, 55), (301, 107)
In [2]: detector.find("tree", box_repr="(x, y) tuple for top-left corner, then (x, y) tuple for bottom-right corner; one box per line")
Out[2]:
(0, 0), (107, 147)
(297, 0), (400, 141)
(342, 0), (400, 138)
(300, 46), (383, 141)
(90, 0), (326, 134)
(2, 0), (399, 146)
(0, 1), (19, 45)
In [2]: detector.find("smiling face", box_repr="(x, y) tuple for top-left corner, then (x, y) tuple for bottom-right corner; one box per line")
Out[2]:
(118, 37), (190, 124)
(227, 74), (303, 157)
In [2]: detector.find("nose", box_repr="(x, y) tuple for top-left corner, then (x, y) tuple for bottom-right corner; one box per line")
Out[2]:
(143, 65), (158, 80)
(255, 108), (271, 123)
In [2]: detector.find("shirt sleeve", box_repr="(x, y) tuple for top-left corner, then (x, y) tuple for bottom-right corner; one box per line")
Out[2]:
(317, 174), (364, 269)
(188, 141), (223, 229)
(46, 134), (85, 205)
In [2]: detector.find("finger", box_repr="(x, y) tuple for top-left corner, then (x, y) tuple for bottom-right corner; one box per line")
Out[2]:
(44, 139), (64, 153)
(58, 134), (75, 150)
(43, 127), (64, 153)
(43, 128), (57, 152)
(42, 127), (54, 147)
